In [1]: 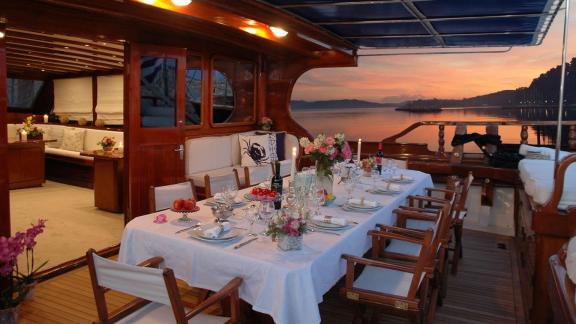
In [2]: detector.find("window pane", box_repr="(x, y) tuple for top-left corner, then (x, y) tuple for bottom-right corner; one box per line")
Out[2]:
(7, 79), (44, 109)
(212, 58), (255, 124)
(140, 56), (177, 128)
(185, 55), (202, 125)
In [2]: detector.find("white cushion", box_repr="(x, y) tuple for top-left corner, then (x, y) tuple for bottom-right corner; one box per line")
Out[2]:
(45, 147), (93, 160)
(117, 302), (229, 324)
(43, 124), (65, 148)
(284, 133), (299, 162)
(245, 164), (273, 186)
(385, 239), (421, 257)
(239, 134), (274, 167)
(84, 128), (123, 151)
(353, 266), (417, 298)
(519, 144), (572, 160)
(278, 159), (292, 178)
(188, 166), (243, 188)
(185, 136), (233, 176)
(518, 158), (576, 209)
(59, 128), (86, 152)
(406, 219), (435, 231)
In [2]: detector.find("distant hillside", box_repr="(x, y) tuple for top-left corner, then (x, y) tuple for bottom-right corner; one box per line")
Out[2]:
(291, 99), (397, 109)
(398, 57), (576, 111)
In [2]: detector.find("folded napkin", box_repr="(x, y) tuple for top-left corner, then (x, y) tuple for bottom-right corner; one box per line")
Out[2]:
(203, 222), (231, 238)
(348, 198), (377, 207)
(392, 174), (413, 181)
(380, 183), (401, 191)
(312, 215), (347, 226)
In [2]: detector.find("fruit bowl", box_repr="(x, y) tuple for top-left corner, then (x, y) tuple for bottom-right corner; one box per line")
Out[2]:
(171, 198), (199, 222)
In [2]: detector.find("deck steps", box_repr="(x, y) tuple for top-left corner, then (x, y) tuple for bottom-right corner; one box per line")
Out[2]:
(19, 229), (523, 323)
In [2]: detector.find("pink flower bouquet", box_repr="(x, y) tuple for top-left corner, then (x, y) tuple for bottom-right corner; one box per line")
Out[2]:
(299, 133), (351, 177)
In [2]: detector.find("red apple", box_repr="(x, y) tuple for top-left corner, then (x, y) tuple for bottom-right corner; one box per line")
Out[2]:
(172, 199), (184, 211)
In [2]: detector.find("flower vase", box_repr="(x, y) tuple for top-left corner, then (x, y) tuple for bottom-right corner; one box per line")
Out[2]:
(0, 306), (20, 324)
(102, 146), (114, 153)
(277, 235), (303, 251)
(316, 171), (334, 195)
(24, 281), (38, 301)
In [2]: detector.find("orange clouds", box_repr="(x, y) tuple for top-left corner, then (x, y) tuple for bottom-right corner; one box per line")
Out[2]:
(293, 6), (576, 103)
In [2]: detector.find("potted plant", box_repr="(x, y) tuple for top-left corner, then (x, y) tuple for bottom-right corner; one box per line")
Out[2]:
(266, 211), (307, 251)
(299, 133), (352, 194)
(19, 116), (44, 140)
(258, 116), (274, 131)
(97, 136), (116, 152)
(0, 220), (47, 323)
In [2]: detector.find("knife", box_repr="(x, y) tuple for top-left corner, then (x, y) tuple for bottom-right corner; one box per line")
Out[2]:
(174, 224), (201, 234)
(234, 237), (258, 249)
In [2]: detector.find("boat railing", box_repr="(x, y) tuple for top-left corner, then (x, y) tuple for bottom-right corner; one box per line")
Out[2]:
(375, 120), (576, 164)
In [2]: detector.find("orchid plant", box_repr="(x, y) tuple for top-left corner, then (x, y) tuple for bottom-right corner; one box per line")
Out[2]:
(299, 133), (352, 177)
(0, 220), (47, 310)
(19, 116), (44, 139)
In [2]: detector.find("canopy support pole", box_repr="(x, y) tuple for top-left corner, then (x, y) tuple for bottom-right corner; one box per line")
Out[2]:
(554, 0), (571, 171)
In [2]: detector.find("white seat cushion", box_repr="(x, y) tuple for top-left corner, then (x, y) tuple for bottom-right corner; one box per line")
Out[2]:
(117, 302), (229, 324)
(59, 127), (86, 152)
(42, 124), (65, 148)
(185, 136), (233, 177)
(246, 164), (273, 185)
(45, 147), (93, 161)
(188, 166), (243, 188)
(385, 239), (421, 257)
(406, 219), (435, 231)
(353, 266), (417, 298)
(518, 158), (576, 209)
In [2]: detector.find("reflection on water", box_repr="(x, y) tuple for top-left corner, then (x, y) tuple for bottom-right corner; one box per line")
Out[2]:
(291, 106), (576, 152)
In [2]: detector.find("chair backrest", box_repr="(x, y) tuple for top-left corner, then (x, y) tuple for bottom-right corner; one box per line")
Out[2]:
(86, 250), (188, 324)
(204, 169), (240, 198)
(149, 180), (196, 213)
(407, 229), (435, 299)
(456, 172), (474, 211)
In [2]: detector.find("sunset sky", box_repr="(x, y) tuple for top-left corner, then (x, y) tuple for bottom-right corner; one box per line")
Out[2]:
(292, 5), (576, 103)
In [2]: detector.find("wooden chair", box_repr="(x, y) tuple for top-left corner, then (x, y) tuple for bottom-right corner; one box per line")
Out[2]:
(204, 169), (241, 198)
(449, 172), (474, 274)
(548, 244), (576, 324)
(86, 249), (242, 324)
(148, 180), (197, 213)
(340, 229), (436, 324)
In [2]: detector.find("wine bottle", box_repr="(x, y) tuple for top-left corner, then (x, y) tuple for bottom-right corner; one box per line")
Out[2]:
(271, 161), (283, 210)
(376, 143), (384, 175)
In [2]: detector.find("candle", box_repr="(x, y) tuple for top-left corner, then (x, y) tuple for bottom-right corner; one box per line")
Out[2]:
(290, 146), (297, 182)
(357, 138), (362, 163)
(21, 130), (27, 142)
(118, 141), (124, 150)
(43, 114), (48, 123)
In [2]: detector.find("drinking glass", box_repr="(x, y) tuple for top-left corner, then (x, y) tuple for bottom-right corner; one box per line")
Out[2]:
(259, 199), (275, 226)
(314, 189), (326, 216)
(344, 178), (356, 204)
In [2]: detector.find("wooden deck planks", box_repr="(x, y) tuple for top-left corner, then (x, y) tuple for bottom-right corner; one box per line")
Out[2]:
(19, 229), (523, 323)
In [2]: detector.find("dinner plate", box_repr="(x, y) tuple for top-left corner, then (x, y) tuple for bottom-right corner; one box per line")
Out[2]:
(348, 200), (380, 209)
(342, 205), (381, 213)
(190, 226), (242, 242)
(205, 198), (244, 207)
(368, 188), (401, 195)
(311, 219), (348, 229)
(388, 176), (415, 184)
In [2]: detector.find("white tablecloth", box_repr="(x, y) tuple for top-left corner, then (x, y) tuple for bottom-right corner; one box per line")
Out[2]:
(119, 170), (433, 324)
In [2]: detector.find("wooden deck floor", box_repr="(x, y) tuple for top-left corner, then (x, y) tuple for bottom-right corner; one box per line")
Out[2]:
(19, 229), (523, 323)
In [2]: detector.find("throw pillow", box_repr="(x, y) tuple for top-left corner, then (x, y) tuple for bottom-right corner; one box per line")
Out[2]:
(239, 134), (274, 167)
(256, 131), (286, 160)
(60, 128), (86, 152)
(44, 127), (64, 148)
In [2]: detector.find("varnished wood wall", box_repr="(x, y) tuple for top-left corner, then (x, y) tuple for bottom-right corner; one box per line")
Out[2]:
(0, 32), (10, 236)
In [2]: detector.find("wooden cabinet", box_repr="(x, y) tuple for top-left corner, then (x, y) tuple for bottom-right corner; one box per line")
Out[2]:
(81, 150), (124, 213)
(8, 140), (46, 189)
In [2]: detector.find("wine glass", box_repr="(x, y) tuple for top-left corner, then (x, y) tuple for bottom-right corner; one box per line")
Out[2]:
(314, 189), (326, 217)
(259, 199), (275, 226)
(224, 184), (238, 205)
(344, 177), (356, 204)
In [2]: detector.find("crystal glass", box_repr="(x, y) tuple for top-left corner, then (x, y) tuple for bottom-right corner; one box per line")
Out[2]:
(259, 199), (275, 225)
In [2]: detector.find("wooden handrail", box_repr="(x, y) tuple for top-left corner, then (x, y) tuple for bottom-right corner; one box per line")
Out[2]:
(383, 120), (576, 143)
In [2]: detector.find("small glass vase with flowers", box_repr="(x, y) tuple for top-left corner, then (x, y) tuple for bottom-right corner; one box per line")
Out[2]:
(97, 136), (116, 153)
(266, 209), (307, 251)
(258, 116), (274, 131)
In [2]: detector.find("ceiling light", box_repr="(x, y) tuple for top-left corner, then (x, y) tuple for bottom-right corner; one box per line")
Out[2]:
(171, 0), (191, 6)
(270, 26), (288, 38)
(41, 69), (45, 72)
(0, 31), (4, 39)
(84, 44), (90, 47)
(64, 46), (69, 49)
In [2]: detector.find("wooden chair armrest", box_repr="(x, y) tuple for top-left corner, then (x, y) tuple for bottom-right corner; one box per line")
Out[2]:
(136, 256), (164, 268)
(398, 206), (438, 215)
(185, 277), (243, 320)
(407, 195), (448, 204)
(394, 208), (438, 221)
(368, 229), (424, 245)
(425, 188), (456, 195)
(375, 224), (426, 238)
(342, 254), (416, 273)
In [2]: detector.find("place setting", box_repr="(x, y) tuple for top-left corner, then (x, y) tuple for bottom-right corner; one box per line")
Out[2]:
(341, 197), (382, 213)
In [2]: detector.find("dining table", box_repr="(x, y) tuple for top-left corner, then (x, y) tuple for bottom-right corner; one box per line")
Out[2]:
(119, 169), (434, 324)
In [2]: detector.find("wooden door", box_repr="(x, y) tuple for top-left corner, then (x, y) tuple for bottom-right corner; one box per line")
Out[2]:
(125, 44), (187, 219)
